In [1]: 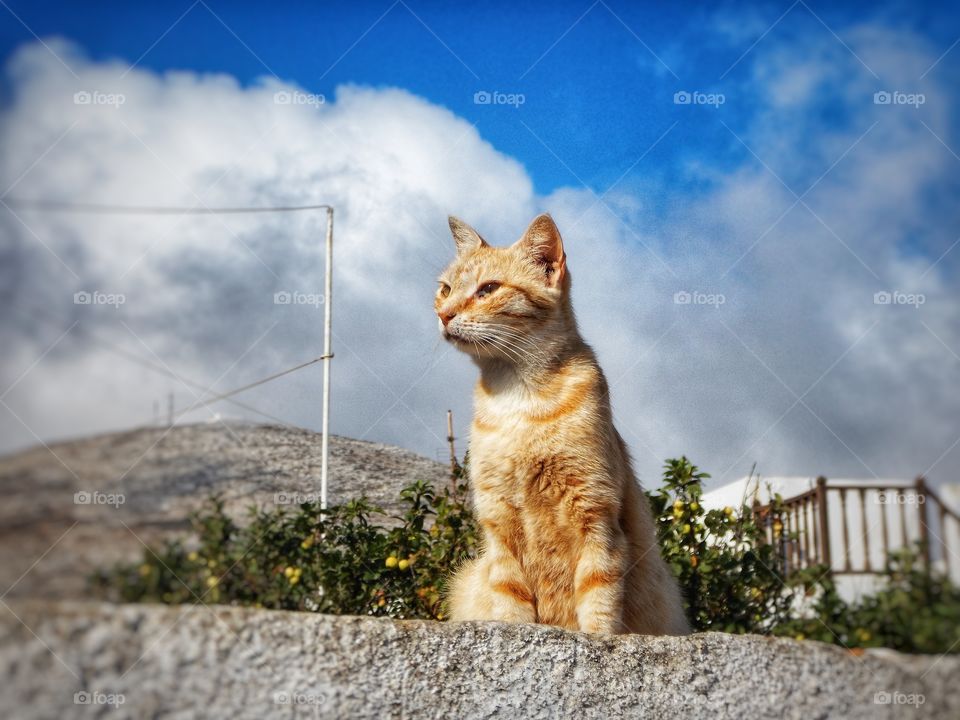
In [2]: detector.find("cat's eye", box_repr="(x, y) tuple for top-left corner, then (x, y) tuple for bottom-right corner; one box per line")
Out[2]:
(438, 283), (451, 298)
(476, 282), (500, 298)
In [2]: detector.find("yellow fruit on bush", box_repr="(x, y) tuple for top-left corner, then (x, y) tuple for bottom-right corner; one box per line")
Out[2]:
(385, 556), (398, 568)
(187, 551), (199, 562)
(723, 506), (735, 517)
(398, 559), (410, 571)
(689, 502), (699, 512)
(206, 576), (219, 588)
(681, 524), (691, 534)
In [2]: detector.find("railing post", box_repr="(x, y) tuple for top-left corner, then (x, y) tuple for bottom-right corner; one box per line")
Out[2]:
(816, 476), (832, 572)
(859, 487), (871, 572)
(916, 476), (930, 571)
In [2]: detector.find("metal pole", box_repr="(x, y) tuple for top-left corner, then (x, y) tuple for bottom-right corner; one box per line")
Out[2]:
(320, 207), (334, 510)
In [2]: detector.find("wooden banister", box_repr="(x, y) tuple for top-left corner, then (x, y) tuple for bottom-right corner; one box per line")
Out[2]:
(816, 476), (831, 571)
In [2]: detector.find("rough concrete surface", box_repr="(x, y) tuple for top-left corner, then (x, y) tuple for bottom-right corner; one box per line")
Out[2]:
(1, 601), (956, 719)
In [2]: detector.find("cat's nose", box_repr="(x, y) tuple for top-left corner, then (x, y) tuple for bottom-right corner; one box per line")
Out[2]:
(440, 312), (456, 327)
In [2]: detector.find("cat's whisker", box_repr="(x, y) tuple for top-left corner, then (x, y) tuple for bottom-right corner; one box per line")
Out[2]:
(480, 327), (546, 365)
(487, 337), (539, 365)
(478, 329), (530, 365)
(483, 322), (541, 346)
(479, 334), (526, 364)
(483, 327), (546, 358)
(461, 321), (537, 364)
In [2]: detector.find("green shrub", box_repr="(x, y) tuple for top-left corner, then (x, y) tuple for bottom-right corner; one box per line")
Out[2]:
(645, 457), (826, 634)
(773, 547), (960, 653)
(93, 466), (477, 620)
(94, 454), (960, 653)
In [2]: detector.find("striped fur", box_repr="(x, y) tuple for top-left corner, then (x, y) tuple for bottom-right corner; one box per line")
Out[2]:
(437, 213), (689, 635)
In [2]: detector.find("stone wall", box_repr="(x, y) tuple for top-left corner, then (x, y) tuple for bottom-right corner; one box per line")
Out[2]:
(1, 601), (956, 719)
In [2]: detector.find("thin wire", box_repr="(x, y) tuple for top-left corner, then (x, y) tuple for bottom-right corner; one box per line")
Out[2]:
(176, 354), (330, 416)
(12, 305), (311, 429)
(3, 200), (335, 429)
(2, 198), (332, 215)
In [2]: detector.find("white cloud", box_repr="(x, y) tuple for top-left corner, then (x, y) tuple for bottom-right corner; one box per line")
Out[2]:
(1, 31), (958, 492)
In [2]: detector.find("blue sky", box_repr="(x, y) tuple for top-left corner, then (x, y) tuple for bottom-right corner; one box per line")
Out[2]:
(3, 0), (958, 195)
(1, 0), (959, 487)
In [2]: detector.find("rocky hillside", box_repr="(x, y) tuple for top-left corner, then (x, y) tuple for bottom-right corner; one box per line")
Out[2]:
(0, 423), (448, 600)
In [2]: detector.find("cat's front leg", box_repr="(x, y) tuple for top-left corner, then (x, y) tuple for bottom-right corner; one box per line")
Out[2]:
(449, 538), (535, 623)
(484, 540), (537, 624)
(573, 523), (627, 633)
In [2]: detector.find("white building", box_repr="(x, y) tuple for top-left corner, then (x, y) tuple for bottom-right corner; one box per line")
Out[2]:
(701, 476), (960, 601)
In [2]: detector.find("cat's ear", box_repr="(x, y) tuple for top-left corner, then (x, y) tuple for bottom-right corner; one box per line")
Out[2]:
(515, 213), (565, 288)
(448, 216), (487, 255)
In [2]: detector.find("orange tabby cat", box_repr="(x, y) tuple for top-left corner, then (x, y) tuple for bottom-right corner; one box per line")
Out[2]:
(438, 213), (689, 635)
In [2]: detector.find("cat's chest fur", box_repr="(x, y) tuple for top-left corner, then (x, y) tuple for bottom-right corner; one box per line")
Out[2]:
(467, 362), (613, 538)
